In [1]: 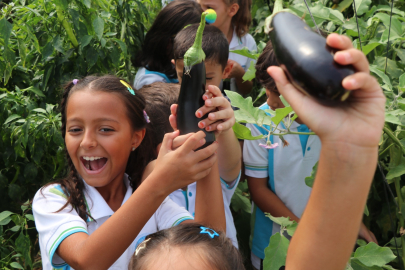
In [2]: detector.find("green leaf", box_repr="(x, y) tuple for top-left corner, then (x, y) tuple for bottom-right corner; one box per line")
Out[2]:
(386, 163), (405, 180)
(113, 38), (127, 56)
(357, 239), (368, 247)
(232, 123), (264, 140)
(263, 233), (289, 270)
(374, 14), (402, 38)
(25, 214), (35, 221)
(24, 163), (38, 179)
(305, 162), (318, 188)
(0, 211), (14, 223)
(4, 114), (21, 125)
(10, 262), (24, 269)
(18, 38), (27, 67)
(93, 16), (105, 40)
(266, 214), (298, 236)
(242, 61), (256, 82)
(350, 259), (382, 270)
(399, 74), (405, 88)
(354, 0), (372, 16)
(225, 90), (272, 126)
(230, 47), (259, 60)
(337, 0), (353, 12)
(271, 107), (293, 126)
(10, 225), (21, 232)
(15, 231), (31, 266)
(369, 65), (392, 91)
(364, 204), (369, 216)
(32, 108), (47, 114)
(41, 42), (54, 61)
(0, 18), (13, 46)
(80, 35), (93, 50)
(353, 242), (396, 267)
(23, 86), (45, 97)
(362, 43), (381, 56)
(231, 184), (252, 213)
(86, 46), (98, 69)
(20, 25), (40, 53)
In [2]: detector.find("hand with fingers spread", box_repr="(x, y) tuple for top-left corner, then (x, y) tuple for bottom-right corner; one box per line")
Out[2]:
(152, 130), (218, 194)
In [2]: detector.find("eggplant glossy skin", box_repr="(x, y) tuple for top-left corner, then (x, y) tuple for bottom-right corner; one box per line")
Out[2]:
(270, 12), (355, 105)
(177, 61), (215, 148)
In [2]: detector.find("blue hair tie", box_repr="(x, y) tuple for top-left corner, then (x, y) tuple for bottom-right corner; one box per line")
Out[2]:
(200, 226), (219, 239)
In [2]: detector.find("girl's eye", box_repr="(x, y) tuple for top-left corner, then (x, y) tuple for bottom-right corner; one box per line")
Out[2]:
(68, 128), (82, 133)
(100, 128), (114, 132)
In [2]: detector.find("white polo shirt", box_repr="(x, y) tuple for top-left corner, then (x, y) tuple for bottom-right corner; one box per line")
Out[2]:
(33, 174), (193, 270)
(243, 103), (321, 268)
(168, 172), (241, 248)
(228, 29), (257, 93)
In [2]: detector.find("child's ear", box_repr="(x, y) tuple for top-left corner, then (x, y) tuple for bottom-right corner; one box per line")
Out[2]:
(171, 59), (175, 65)
(222, 61), (233, 79)
(131, 128), (146, 150)
(228, 3), (239, 17)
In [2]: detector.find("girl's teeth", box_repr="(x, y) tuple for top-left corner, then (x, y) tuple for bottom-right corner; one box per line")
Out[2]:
(90, 157), (94, 161)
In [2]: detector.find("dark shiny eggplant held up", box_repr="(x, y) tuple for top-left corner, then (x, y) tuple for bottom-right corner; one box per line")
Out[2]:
(269, 12), (355, 106)
(177, 61), (215, 149)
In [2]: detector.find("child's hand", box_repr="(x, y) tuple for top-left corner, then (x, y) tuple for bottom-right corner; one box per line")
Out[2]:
(226, 59), (244, 79)
(268, 33), (385, 150)
(153, 130), (218, 193)
(169, 85), (235, 136)
(358, 222), (378, 243)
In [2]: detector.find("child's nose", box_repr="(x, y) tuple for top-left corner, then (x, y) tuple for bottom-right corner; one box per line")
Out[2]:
(80, 131), (97, 149)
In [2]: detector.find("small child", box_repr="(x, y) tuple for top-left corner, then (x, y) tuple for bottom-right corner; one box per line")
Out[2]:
(172, 23), (232, 94)
(128, 223), (245, 270)
(245, 40), (378, 270)
(198, 0), (257, 95)
(133, 0), (202, 90)
(140, 81), (241, 248)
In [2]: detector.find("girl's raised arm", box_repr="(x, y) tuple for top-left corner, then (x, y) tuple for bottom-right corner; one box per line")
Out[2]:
(268, 34), (385, 270)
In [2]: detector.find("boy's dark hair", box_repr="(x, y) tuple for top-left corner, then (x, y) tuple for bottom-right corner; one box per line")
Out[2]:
(129, 223), (245, 270)
(225, 0), (252, 38)
(139, 82), (180, 153)
(43, 75), (154, 222)
(255, 40), (278, 91)
(134, 0), (202, 78)
(173, 24), (229, 70)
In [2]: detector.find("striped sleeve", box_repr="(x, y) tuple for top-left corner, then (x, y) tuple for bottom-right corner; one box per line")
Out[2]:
(33, 185), (88, 269)
(156, 197), (193, 230)
(243, 123), (269, 178)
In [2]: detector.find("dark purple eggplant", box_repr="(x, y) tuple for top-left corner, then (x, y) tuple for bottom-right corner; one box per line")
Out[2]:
(176, 61), (215, 149)
(269, 12), (355, 105)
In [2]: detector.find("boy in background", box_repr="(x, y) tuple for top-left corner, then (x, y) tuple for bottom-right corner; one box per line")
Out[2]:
(244, 41), (377, 270)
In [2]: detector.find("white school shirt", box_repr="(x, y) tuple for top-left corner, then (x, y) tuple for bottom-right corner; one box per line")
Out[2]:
(228, 29), (257, 93)
(133, 67), (179, 90)
(243, 103), (321, 267)
(169, 172), (241, 248)
(33, 174), (193, 270)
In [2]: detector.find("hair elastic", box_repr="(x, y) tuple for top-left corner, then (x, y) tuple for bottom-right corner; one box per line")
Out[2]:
(200, 226), (219, 239)
(73, 79), (78, 85)
(135, 238), (151, 256)
(120, 80), (135, 95)
(143, 110), (150, 123)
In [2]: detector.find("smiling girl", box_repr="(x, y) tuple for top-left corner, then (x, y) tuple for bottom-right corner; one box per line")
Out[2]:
(32, 75), (222, 270)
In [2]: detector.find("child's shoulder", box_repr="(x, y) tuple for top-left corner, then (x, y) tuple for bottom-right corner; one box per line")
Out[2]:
(33, 184), (68, 202)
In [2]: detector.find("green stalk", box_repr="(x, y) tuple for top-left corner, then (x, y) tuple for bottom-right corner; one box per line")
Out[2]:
(183, 12), (208, 73)
(55, 8), (78, 48)
(384, 126), (405, 155)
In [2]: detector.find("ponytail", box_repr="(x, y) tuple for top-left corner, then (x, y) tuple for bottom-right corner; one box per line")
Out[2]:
(226, 0), (252, 38)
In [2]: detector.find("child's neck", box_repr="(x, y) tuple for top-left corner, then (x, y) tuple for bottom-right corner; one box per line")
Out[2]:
(218, 21), (233, 44)
(96, 175), (127, 212)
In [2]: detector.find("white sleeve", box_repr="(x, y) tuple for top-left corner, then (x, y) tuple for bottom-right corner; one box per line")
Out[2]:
(243, 123), (269, 178)
(155, 197), (193, 230)
(33, 185), (88, 269)
(220, 171), (241, 204)
(244, 34), (258, 71)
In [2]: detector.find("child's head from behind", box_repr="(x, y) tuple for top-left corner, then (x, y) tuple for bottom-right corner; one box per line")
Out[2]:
(60, 75), (154, 219)
(198, 0), (252, 38)
(173, 24), (230, 87)
(134, 0), (202, 76)
(129, 223), (245, 270)
(139, 82), (180, 154)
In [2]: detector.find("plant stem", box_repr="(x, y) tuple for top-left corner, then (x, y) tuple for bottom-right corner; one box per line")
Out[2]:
(384, 126), (405, 155)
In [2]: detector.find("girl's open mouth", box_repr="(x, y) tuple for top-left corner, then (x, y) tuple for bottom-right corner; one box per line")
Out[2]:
(80, 156), (108, 174)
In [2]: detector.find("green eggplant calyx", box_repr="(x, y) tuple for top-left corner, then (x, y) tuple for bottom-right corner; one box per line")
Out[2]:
(183, 11), (208, 74)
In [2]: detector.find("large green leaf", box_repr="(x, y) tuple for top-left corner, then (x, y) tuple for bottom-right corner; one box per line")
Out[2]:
(232, 123), (264, 140)
(353, 242), (396, 267)
(374, 13), (403, 37)
(271, 107), (293, 126)
(263, 233), (289, 270)
(305, 162), (318, 188)
(386, 163), (405, 180)
(230, 47), (259, 60)
(354, 0), (372, 16)
(93, 16), (105, 40)
(242, 61), (256, 82)
(0, 18), (13, 46)
(369, 65), (392, 91)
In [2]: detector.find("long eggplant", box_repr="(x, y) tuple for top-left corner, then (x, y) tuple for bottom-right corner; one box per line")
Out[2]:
(269, 12), (355, 106)
(176, 9), (217, 148)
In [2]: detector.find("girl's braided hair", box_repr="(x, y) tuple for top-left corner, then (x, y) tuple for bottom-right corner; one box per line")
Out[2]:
(129, 223), (245, 270)
(43, 75), (154, 222)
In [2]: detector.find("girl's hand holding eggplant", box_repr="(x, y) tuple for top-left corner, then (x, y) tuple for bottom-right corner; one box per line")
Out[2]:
(267, 33), (385, 151)
(169, 85), (236, 136)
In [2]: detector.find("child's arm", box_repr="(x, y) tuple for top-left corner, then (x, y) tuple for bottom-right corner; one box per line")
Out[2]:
(39, 131), (218, 270)
(248, 176), (300, 222)
(170, 85), (241, 183)
(268, 34), (385, 270)
(227, 59), (253, 96)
